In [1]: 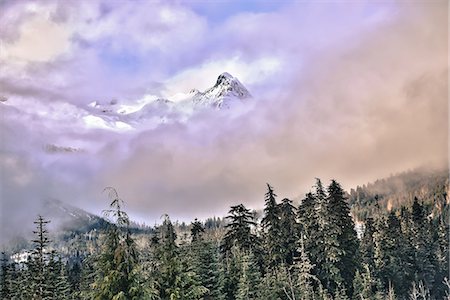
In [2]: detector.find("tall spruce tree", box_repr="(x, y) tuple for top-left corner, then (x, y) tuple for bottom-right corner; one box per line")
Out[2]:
(374, 211), (411, 297)
(236, 251), (261, 300)
(298, 191), (321, 274)
(278, 198), (298, 266)
(221, 204), (258, 254)
(92, 187), (144, 300)
(189, 240), (225, 300)
(407, 198), (437, 292)
(360, 217), (376, 272)
(191, 218), (205, 242)
(320, 180), (359, 296)
(28, 215), (52, 299)
(154, 215), (207, 299)
(261, 184), (281, 268)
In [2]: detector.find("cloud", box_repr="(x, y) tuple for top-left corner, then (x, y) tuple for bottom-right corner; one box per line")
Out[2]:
(0, 0), (447, 240)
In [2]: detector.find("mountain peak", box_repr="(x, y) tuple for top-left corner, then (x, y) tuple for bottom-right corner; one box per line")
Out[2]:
(190, 72), (251, 109)
(215, 72), (235, 86)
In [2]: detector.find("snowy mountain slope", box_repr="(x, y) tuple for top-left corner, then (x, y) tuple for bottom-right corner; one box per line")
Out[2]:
(82, 72), (252, 130)
(0, 72), (252, 137)
(190, 72), (251, 108)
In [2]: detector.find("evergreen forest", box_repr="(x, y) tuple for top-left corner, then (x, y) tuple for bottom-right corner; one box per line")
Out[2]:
(1, 177), (448, 300)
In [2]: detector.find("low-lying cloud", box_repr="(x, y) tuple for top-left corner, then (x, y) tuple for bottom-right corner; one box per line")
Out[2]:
(0, 1), (447, 243)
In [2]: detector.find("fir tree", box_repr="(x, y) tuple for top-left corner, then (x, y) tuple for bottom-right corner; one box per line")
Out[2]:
(374, 212), (411, 297)
(191, 218), (205, 242)
(28, 215), (52, 299)
(278, 198), (298, 266)
(321, 180), (359, 295)
(154, 215), (207, 299)
(360, 217), (376, 272)
(236, 251), (261, 300)
(0, 252), (12, 300)
(294, 235), (319, 300)
(297, 191), (321, 274)
(221, 204), (258, 254)
(261, 184), (281, 268)
(92, 187), (144, 300)
(190, 240), (225, 300)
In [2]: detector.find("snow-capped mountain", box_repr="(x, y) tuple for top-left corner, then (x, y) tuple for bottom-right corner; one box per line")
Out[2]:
(190, 72), (251, 109)
(0, 72), (252, 133)
(84, 72), (252, 130)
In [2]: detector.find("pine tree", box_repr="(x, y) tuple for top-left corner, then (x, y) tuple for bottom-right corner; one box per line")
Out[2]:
(154, 215), (207, 299)
(408, 198), (436, 291)
(92, 187), (144, 299)
(360, 217), (376, 272)
(221, 204), (258, 254)
(261, 184), (281, 268)
(221, 246), (239, 300)
(294, 235), (319, 300)
(278, 198), (298, 266)
(374, 212), (410, 297)
(190, 240), (225, 300)
(28, 215), (52, 299)
(191, 218), (205, 242)
(0, 252), (12, 299)
(236, 251), (261, 300)
(320, 180), (359, 295)
(352, 264), (380, 300)
(46, 251), (72, 299)
(297, 191), (321, 275)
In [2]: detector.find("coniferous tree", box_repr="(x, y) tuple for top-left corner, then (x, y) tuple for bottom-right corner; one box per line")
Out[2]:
(46, 251), (72, 299)
(154, 215), (206, 299)
(190, 239), (225, 300)
(352, 264), (383, 300)
(408, 198), (436, 292)
(374, 212), (410, 297)
(236, 251), (261, 300)
(0, 252), (12, 300)
(298, 191), (321, 274)
(360, 217), (376, 272)
(28, 215), (52, 299)
(294, 234), (319, 300)
(320, 180), (359, 295)
(92, 187), (144, 300)
(278, 198), (298, 265)
(261, 184), (281, 268)
(327, 180), (359, 295)
(191, 218), (205, 243)
(222, 246), (242, 300)
(221, 204), (258, 254)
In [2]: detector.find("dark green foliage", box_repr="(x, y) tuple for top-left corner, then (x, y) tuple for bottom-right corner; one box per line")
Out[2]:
(0, 252), (13, 299)
(360, 217), (376, 272)
(92, 187), (145, 299)
(221, 204), (258, 254)
(261, 184), (282, 268)
(6, 175), (449, 299)
(153, 215), (207, 299)
(190, 218), (205, 242)
(322, 180), (359, 295)
(236, 251), (261, 300)
(29, 215), (52, 299)
(189, 240), (225, 300)
(374, 211), (413, 297)
(298, 191), (321, 270)
(278, 198), (298, 266)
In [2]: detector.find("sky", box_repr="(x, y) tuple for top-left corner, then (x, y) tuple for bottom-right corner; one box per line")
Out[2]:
(0, 0), (448, 240)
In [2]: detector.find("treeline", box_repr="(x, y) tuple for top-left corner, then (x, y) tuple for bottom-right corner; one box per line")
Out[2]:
(0, 181), (449, 299)
(349, 168), (448, 220)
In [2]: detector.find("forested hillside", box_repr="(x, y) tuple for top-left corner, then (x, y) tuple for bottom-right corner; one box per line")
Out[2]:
(1, 173), (449, 299)
(349, 168), (448, 221)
